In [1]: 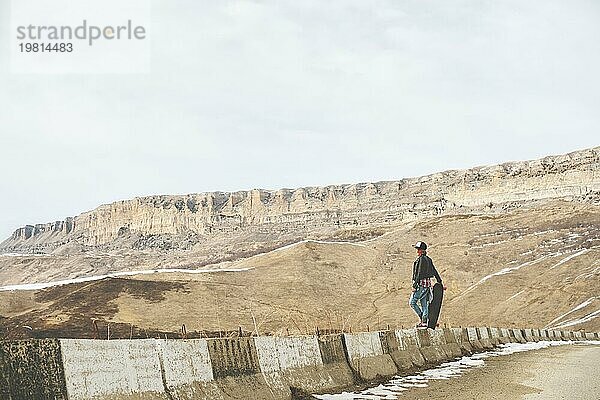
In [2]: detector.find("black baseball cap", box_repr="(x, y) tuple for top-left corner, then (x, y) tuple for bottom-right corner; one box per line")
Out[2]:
(413, 241), (427, 250)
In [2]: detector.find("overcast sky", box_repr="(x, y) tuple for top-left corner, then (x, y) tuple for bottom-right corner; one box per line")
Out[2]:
(0, 0), (599, 240)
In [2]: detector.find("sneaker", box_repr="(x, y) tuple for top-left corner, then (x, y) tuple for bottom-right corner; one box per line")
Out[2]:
(416, 322), (428, 329)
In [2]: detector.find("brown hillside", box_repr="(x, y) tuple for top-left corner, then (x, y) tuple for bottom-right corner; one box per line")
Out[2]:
(1, 200), (598, 339)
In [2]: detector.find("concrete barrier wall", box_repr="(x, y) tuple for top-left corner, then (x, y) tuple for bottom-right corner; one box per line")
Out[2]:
(564, 331), (574, 340)
(342, 331), (397, 381)
(512, 328), (526, 343)
(416, 329), (449, 364)
(523, 329), (538, 342)
(488, 327), (501, 345)
(157, 339), (220, 399)
(62, 338), (269, 400)
(255, 336), (322, 373)
(381, 330), (413, 370)
(316, 334), (356, 389)
(441, 328), (463, 358)
(0, 339), (68, 400)
(450, 327), (462, 343)
(60, 339), (166, 400)
(451, 327), (473, 354)
(206, 337), (277, 399)
(487, 327), (498, 346)
(427, 328), (461, 359)
(2, 328), (598, 400)
(476, 327), (494, 349)
(466, 327), (477, 342)
(395, 329), (426, 368)
(207, 337), (261, 378)
(254, 335), (354, 396)
(317, 334), (346, 365)
(466, 327), (485, 350)
(499, 328), (512, 343)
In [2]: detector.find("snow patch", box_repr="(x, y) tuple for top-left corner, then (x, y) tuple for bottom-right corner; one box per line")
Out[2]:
(534, 230), (555, 236)
(470, 239), (509, 249)
(549, 248), (591, 269)
(313, 341), (577, 399)
(0, 267), (255, 292)
(272, 239), (367, 253)
(546, 298), (596, 326)
(573, 265), (600, 282)
(0, 253), (50, 257)
(549, 309), (600, 329)
(460, 254), (551, 296)
(507, 290), (525, 301)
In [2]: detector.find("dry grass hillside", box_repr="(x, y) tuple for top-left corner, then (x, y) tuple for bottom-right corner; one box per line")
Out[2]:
(1, 199), (598, 339)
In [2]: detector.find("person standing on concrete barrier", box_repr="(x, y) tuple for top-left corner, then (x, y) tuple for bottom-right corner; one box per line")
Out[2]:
(409, 241), (442, 328)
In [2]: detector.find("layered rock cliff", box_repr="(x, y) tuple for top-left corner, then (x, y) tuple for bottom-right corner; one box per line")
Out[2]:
(1, 146), (599, 254)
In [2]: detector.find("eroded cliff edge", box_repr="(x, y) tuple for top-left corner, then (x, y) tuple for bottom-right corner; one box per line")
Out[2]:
(2, 146), (598, 254)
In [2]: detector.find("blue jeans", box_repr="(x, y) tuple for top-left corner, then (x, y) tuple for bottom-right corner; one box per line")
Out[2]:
(409, 286), (430, 323)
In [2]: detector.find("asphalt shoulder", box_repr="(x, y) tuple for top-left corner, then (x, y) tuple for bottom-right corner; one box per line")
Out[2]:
(398, 343), (600, 400)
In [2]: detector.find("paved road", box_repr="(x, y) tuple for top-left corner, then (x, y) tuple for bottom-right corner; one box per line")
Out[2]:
(399, 343), (600, 400)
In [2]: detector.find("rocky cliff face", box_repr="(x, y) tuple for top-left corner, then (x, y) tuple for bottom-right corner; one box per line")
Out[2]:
(2, 147), (599, 253)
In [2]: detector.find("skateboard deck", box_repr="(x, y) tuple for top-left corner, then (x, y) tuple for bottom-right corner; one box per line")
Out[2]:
(427, 282), (444, 329)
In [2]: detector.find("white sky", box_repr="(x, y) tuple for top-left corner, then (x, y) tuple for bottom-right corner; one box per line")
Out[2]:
(0, 0), (599, 240)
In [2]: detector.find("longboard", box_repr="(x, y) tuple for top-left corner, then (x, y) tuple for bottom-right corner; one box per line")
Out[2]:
(427, 282), (444, 329)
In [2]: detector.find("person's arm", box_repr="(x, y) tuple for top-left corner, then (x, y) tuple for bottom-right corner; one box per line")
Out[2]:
(431, 260), (442, 284)
(412, 259), (419, 289)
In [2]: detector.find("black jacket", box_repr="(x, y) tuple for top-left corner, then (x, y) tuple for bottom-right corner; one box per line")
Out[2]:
(412, 254), (442, 288)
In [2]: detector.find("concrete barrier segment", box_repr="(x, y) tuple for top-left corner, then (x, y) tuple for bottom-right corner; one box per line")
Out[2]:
(415, 329), (448, 365)
(59, 339), (166, 400)
(379, 330), (413, 371)
(499, 328), (513, 344)
(395, 329), (426, 368)
(342, 332), (397, 381)
(476, 327), (494, 349)
(467, 327), (485, 350)
(450, 327), (473, 355)
(511, 329), (526, 343)
(255, 335), (353, 396)
(1, 339), (68, 400)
